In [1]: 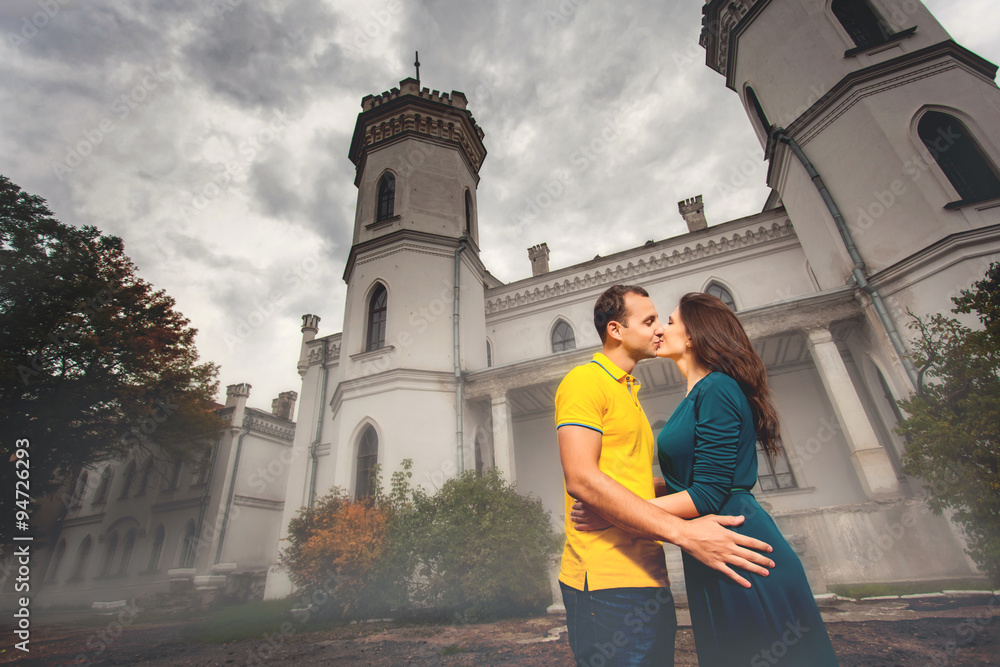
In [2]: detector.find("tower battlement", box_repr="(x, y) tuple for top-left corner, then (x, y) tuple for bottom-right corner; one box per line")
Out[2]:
(362, 77), (470, 111)
(350, 78), (487, 175)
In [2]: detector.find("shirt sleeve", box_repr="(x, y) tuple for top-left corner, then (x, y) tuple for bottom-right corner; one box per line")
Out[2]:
(554, 368), (605, 434)
(688, 376), (741, 515)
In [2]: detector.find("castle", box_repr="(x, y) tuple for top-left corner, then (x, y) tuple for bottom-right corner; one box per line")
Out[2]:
(33, 0), (999, 607)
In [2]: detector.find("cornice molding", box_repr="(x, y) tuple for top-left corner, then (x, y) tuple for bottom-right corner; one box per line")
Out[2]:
(349, 78), (487, 181)
(485, 220), (795, 315)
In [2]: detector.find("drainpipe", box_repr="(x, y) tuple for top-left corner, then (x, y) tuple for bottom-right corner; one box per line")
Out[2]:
(214, 415), (250, 564)
(454, 238), (467, 473)
(773, 128), (920, 389)
(308, 338), (330, 507)
(194, 421), (224, 565)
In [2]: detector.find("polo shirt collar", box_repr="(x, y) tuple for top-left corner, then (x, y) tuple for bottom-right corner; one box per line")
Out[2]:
(591, 353), (634, 383)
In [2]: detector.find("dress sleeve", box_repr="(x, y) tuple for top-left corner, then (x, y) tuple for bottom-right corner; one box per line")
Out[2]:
(687, 376), (741, 515)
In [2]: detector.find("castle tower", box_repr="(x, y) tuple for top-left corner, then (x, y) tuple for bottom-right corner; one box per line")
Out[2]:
(701, 0), (1000, 320)
(328, 77), (491, 494)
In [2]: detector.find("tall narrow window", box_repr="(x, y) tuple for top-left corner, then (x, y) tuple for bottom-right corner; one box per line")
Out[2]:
(93, 466), (113, 505)
(165, 460), (183, 490)
(746, 87), (771, 137)
(101, 532), (119, 576)
(137, 458), (153, 495)
(71, 472), (89, 507)
(46, 539), (66, 583)
(180, 521), (197, 568)
(356, 426), (378, 500)
(366, 283), (387, 351)
(918, 111), (1000, 205)
(756, 442), (797, 491)
(551, 320), (576, 352)
(706, 282), (737, 311)
(119, 461), (137, 499)
(464, 190), (473, 235)
(376, 172), (395, 221)
(118, 529), (136, 576)
(72, 536), (93, 580)
(486, 340), (493, 368)
(832, 0), (890, 49)
(148, 525), (165, 572)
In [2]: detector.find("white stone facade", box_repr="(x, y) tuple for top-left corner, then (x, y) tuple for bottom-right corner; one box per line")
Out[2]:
(30, 0), (997, 608)
(30, 384), (297, 608)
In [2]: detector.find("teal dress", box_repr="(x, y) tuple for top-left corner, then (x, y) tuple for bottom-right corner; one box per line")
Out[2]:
(658, 373), (838, 666)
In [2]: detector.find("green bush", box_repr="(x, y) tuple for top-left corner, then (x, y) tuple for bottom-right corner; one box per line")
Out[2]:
(277, 460), (561, 621)
(406, 467), (562, 619)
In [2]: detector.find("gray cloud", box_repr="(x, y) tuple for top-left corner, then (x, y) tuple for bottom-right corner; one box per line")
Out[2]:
(1, 0), (997, 408)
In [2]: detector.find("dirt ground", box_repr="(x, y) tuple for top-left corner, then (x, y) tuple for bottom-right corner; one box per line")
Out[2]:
(3, 593), (997, 666)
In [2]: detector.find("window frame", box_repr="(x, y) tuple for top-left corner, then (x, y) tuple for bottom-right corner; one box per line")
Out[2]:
(551, 319), (577, 353)
(376, 172), (396, 222)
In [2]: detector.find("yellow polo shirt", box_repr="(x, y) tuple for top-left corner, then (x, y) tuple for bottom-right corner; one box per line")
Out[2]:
(555, 353), (669, 591)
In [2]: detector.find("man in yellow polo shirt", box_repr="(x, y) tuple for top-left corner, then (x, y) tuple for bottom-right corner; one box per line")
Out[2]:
(557, 284), (774, 666)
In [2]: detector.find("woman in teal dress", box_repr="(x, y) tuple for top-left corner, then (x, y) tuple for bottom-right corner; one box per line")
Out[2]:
(575, 292), (838, 665)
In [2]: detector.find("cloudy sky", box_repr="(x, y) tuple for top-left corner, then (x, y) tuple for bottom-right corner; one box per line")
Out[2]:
(1, 0), (997, 411)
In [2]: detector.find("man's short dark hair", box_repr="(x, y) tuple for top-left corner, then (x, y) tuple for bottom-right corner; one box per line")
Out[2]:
(594, 285), (649, 343)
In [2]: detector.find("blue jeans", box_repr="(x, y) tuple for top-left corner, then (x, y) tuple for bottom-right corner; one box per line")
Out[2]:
(561, 580), (677, 667)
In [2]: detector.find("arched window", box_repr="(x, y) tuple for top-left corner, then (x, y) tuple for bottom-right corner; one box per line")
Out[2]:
(355, 426), (378, 500)
(486, 340), (493, 368)
(119, 461), (137, 499)
(47, 539), (66, 583)
(551, 320), (576, 352)
(137, 458), (153, 495)
(756, 441), (797, 491)
(180, 521), (197, 568)
(464, 190), (473, 235)
(165, 460), (183, 490)
(376, 172), (395, 221)
(101, 531), (119, 576)
(118, 529), (136, 576)
(366, 283), (387, 351)
(71, 471), (89, 507)
(93, 465), (113, 505)
(746, 87), (771, 137)
(918, 111), (1000, 206)
(706, 282), (737, 311)
(832, 0), (890, 50)
(148, 525), (165, 572)
(72, 536), (93, 580)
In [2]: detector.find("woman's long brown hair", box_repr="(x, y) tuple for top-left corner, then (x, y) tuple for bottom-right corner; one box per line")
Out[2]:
(678, 292), (782, 457)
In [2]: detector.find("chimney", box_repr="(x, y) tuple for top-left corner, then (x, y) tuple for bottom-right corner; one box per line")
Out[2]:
(271, 391), (298, 421)
(298, 314), (321, 376)
(225, 383), (251, 429)
(678, 195), (707, 232)
(528, 243), (550, 276)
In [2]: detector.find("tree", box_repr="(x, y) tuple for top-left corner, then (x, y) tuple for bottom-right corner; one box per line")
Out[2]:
(0, 175), (222, 541)
(897, 262), (1000, 586)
